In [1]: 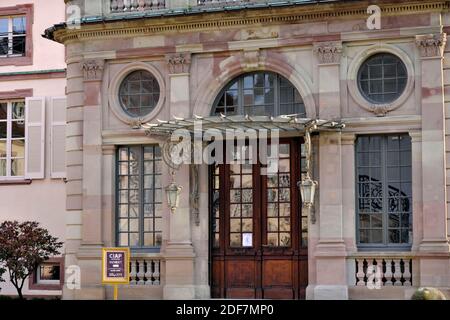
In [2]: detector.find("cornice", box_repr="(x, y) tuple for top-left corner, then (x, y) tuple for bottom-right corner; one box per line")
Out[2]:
(51, 1), (450, 44)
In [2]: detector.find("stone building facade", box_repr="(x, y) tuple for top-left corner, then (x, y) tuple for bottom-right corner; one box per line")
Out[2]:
(0, 0), (66, 297)
(45, 0), (450, 299)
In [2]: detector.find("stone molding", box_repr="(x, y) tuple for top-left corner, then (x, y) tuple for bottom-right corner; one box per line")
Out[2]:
(50, 1), (450, 43)
(346, 44), (415, 117)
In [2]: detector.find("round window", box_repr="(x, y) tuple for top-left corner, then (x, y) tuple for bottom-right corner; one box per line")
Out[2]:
(358, 53), (407, 104)
(119, 70), (160, 117)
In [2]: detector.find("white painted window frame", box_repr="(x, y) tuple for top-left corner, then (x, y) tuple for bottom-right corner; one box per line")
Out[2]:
(0, 100), (25, 179)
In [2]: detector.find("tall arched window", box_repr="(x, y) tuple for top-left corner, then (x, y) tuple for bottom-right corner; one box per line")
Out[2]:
(212, 72), (306, 117)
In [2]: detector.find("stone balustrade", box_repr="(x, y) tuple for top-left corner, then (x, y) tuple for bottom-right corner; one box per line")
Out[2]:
(354, 257), (413, 287)
(110, 0), (166, 13)
(129, 256), (162, 285)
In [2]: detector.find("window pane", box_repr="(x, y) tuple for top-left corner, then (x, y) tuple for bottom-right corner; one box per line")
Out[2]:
(0, 141), (6, 158)
(12, 102), (25, 119)
(0, 103), (6, 120)
(0, 159), (6, 176)
(11, 158), (24, 176)
(12, 121), (25, 138)
(12, 17), (26, 34)
(11, 139), (25, 158)
(0, 37), (8, 56)
(0, 122), (6, 139)
(12, 36), (26, 55)
(39, 265), (60, 281)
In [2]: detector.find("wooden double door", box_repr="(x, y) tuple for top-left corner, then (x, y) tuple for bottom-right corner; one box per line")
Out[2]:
(210, 138), (308, 299)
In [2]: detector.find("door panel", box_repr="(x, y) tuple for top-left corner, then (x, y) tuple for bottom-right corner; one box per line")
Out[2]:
(211, 138), (307, 299)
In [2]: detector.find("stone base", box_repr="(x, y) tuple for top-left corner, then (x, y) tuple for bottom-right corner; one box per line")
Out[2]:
(307, 285), (349, 300)
(195, 285), (211, 299)
(70, 286), (106, 300)
(163, 284), (196, 299)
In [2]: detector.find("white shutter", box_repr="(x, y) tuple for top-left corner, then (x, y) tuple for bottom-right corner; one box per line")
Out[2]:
(50, 97), (66, 178)
(25, 97), (45, 179)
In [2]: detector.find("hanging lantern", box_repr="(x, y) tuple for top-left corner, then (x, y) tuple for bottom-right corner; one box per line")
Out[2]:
(166, 180), (182, 214)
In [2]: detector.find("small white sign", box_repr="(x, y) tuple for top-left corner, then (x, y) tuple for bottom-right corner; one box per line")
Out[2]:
(242, 233), (253, 247)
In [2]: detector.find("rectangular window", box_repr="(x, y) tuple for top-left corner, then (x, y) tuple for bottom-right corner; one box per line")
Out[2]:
(356, 134), (412, 249)
(0, 100), (25, 178)
(117, 145), (162, 250)
(0, 16), (26, 57)
(37, 263), (60, 285)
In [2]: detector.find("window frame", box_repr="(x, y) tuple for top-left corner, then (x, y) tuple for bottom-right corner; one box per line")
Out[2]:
(28, 258), (64, 291)
(118, 70), (161, 118)
(355, 134), (413, 251)
(0, 99), (26, 180)
(0, 4), (33, 66)
(115, 145), (163, 253)
(357, 53), (408, 105)
(0, 15), (26, 58)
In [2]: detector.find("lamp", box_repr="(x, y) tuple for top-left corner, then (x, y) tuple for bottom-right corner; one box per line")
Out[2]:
(299, 176), (317, 209)
(166, 178), (182, 214)
(298, 123), (319, 223)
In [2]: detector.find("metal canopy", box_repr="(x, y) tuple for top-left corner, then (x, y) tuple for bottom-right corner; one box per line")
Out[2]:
(142, 114), (345, 136)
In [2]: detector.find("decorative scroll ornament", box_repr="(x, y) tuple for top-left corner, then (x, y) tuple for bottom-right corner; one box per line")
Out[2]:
(313, 41), (343, 64)
(82, 59), (104, 81)
(415, 33), (447, 58)
(190, 164), (200, 226)
(166, 53), (192, 74)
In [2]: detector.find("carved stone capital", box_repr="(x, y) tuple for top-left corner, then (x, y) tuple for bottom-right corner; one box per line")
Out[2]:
(166, 52), (191, 74)
(313, 41), (343, 64)
(82, 59), (104, 81)
(415, 33), (447, 58)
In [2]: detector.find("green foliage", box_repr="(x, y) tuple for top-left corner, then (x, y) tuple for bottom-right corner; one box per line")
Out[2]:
(411, 287), (447, 300)
(0, 221), (63, 299)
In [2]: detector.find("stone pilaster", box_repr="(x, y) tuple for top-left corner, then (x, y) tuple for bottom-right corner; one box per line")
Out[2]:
(163, 52), (197, 299)
(76, 58), (106, 299)
(415, 34), (449, 252)
(409, 131), (423, 252)
(341, 133), (357, 253)
(310, 131), (348, 300)
(314, 41), (342, 119)
(63, 56), (84, 300)
(415, 33), (450, 288)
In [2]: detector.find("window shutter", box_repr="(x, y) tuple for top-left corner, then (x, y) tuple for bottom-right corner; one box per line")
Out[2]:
(25, 97), (45, 179)
(50, 97), (66, 178)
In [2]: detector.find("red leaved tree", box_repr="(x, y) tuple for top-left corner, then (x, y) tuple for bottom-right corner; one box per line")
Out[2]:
(0, 221), (63, 299)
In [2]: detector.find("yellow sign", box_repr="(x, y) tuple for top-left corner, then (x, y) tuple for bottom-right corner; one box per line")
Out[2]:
(102, 247), (130, 285)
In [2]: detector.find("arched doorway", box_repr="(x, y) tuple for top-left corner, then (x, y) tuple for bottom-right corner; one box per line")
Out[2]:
(210, 72), (308, 299)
